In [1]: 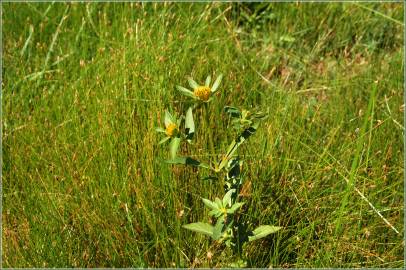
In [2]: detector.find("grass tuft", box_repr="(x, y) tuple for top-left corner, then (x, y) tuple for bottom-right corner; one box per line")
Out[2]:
(3, 2), (404, 267)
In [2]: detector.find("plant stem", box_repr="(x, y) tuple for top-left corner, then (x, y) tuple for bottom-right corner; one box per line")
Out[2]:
(204, 103), (216, 158)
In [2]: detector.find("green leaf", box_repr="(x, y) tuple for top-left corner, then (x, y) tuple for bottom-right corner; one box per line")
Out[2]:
(210, 74), (223, 93)
(164, 156), (209, 168)
(165, 156), (187, 165)
(217, 123), (260, 171)
(169, 137), (181, 159)
(176, 117), (183, 128)
(155, 127), (166, 133)
(248, 225), (282, 242)
(202, 198), (218, 210)
(223, 189), (235, 207)
(195, 161), (210, 169)
(227, 202), (244, 214)
(251, 111), (268, 120)
(224, 106), (242, 118)
(205, 75), (211, 87)
(208, 209), (222, 217)
(187, 77), (199, 90)
(215, 197), (223, 209)
(183, 222), (214, 237)
(158, 136), (170, 145)
(176, 85), (196, 99)
(226, 158), (241, 180)
(201, 175), (218, 181)
(280, 35), (295, 43)
(213, 217), (224, 240)
(228, 259), (247, 268)
(164, 110), (175, 127)
(185, 107), (195, 142)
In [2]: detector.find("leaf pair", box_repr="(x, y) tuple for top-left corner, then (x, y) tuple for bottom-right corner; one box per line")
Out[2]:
(183, 221), (282, 242)
(202, 189), (245, 218)
(183, 216), (229, 241)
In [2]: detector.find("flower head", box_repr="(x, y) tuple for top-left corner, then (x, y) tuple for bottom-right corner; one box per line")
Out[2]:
(156, 110), (183, 159)
(165, 122), (178, 137)
(176, 74), (223, 103)
(194, 86), (211, 101)
(156, 110), (181, 142)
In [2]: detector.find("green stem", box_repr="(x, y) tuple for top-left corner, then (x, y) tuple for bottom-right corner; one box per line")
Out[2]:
(204, 103), (216, 158)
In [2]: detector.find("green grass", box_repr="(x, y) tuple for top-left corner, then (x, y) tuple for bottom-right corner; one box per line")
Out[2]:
(2, 2), (404, 268)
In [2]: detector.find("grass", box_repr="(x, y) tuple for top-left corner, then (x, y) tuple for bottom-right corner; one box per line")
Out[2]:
(2, 2), (404, 268)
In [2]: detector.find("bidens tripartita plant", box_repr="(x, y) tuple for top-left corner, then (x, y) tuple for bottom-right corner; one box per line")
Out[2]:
(156, 74), (281, 266)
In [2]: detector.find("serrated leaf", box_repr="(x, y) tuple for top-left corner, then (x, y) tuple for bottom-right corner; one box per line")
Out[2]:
(185, 107), (195, 142)
(211, 74), (223, 93)
(183, 222), (214, 237)
(169, 137), (181, 159)
(158, 136), (170, 145)
(205, 75), (211, 87)
(202, 198), (218, 210)
(176, 85), (196, 99)
(227, 202), (244, 214)
(223, 189), (235, 207)
(187, 77), (199, 90)
(248, 225), (282, 242)
(213, 217), (224, 240)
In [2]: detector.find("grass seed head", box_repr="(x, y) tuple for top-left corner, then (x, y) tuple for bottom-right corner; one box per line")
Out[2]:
(207, 251), (213, 260)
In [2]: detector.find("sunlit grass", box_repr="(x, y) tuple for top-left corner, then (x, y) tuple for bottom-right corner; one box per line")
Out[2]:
(2, 2), (404, 267)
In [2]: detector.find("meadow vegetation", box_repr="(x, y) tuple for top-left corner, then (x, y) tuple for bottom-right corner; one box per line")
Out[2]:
(2, 2), (404, 267)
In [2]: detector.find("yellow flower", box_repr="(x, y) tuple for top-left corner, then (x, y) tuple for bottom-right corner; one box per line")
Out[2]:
(156, 110), (181, 146)
(165, 122), (178, 137)
(176, 74), (223, 103)
(194, 86), (211, 101)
